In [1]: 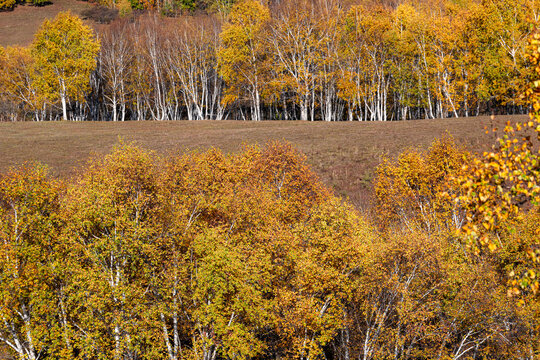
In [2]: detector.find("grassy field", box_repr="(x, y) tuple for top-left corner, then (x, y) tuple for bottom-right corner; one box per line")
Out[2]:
(0, 0), (97, 47)
(0, 115), (527, 209)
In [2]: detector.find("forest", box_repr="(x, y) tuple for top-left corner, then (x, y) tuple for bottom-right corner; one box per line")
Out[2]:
(0, 0), (538, 121)
(0, 31), (539, 358)
(0, 130), (538, 359)
(1, 0), (540, 359)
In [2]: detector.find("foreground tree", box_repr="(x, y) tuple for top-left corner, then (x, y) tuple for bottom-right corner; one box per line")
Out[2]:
(1, 139), (539, 358)
(61, 144), (160, 359)
(375, 135), (470, 232)
(457, 25), (540, 297)
(0, 165), (64, 360)
(31, 12), (100, 121)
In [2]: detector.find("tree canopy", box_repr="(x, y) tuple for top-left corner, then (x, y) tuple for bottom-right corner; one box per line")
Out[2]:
(0, 0), (537, 121)
(31, 11), (100, 121)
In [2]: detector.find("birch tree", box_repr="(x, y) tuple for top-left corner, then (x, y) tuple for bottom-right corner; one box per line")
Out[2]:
(31, 12), (100, 121)
(62, 144), (160, 359)
(99, 21), (134, 122)
(218, 0), (271, 121)
(0, 165), (64, 360)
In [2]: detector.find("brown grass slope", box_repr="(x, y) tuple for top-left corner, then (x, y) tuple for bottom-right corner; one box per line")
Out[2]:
(0, 0), (94, 47)
(0, 115), (527, 209)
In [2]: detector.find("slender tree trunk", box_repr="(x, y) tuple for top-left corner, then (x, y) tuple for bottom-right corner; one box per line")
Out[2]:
(61, 79), (68, 121)
(301, 96), (308, 121)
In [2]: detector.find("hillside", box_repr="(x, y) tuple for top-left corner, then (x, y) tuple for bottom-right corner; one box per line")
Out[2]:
(0, 0), (94, 47)
(0, 115), (526, 209)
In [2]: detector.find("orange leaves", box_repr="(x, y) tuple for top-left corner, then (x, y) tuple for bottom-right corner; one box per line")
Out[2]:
(374, 135), (471, 233)
(2, 139), (540, 357)
(154, 142), (372, 359)
(0, 140), (377, 359)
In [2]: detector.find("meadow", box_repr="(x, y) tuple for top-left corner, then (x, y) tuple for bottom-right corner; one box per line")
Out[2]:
(0, 0), (94, 47)
(0, 115), (523, 209)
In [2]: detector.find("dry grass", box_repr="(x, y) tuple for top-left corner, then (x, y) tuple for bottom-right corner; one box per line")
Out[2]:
(0, 0), (97, 47)
(0, 115), (528, 209)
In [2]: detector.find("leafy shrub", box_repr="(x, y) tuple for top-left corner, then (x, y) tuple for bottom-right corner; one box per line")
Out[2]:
(81, 5), (119, 23)
(29, 0), (51, 7)
(0, 0), (16, 11)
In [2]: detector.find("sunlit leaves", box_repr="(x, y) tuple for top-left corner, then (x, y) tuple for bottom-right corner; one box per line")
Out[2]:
(374, 135), (471, 233)
(217, 0), (270, 120)
(31, 12), (100, 120)
(0, 164), (64, 359)
(456, 25), (540, 298)
(0, 0), (15, 10)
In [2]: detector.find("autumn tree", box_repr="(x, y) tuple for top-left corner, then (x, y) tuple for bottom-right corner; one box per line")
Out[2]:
(218, 0), (270, 121)
(0, 46), (41, 121)
(0, 0), (15, 11)
(162, 15), (224, 120)
(456, 25), (540, 298)
(480, 0), (534, 110)
(338, 4), (393, 121)
(60, 143), (160, 359)
(99, 21), (134, 122)
(0, 165), (65, 360)
(156, 147), (275, 360)
(31, 12), (100, 121)
(270, 0), (324, 121)
(374, 135), (471, 232)
(155, 142), (344, 359)
(1, 137), (540, 358)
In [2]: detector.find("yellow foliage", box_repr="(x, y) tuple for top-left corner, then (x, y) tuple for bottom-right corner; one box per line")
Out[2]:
(456, 24), (540, 299)
(31, 12), (100, 120)
(0, 0), (15, 10)
(374, 135), (471, 233)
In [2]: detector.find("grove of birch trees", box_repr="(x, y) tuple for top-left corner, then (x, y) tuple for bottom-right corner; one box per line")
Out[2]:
(1, 139), (539, 360)
(0, 0), (538, 121)
(1, 21), (540, 360)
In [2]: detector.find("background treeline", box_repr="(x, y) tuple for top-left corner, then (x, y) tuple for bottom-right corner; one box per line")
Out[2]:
(0, 0), (48, 12)
(0, 0), (538, 121)
(0, 138), (539, 360)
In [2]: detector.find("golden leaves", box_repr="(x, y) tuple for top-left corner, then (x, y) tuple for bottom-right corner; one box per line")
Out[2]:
(374, 135), (470, 233)
(0, 141), (376, 359)
(454, 25), (540, 299)
(30, 12), (100, 117)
